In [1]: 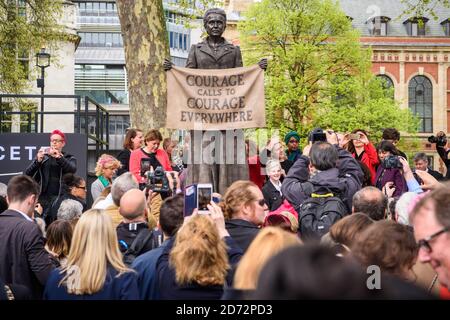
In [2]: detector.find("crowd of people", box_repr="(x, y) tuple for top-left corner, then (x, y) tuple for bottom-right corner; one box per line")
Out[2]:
(1, 126), (450, 300)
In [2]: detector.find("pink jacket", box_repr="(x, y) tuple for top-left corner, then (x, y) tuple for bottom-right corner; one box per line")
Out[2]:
(129, 148), (172, 183)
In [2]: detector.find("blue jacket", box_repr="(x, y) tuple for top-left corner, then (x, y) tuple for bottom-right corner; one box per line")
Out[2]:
(156, 237), (243, 300)
(43, 267), (139, 300)
(131, 240), (169, 300)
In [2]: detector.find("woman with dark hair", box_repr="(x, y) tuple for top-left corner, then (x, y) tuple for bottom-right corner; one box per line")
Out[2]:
(129, 129), (172, 185)
(345, 129), (379, 185)
(356, 160), (372, 188)
(116, 128), (143, 176)
(49, 173), (87, 225)
(374, 140), (407, 197)
(45, 220), (73, 268)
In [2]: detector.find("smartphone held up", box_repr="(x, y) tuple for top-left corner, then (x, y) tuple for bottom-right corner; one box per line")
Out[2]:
(184, 183), (213, 217)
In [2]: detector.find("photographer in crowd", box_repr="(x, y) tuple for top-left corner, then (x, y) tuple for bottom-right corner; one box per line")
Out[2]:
(282, 128), (363, 240)
(375, 140), (407, 198)
(382, 128), (407, 159)
(129, 129), (172, 185)
(429, 131), (450, 180)
(25, 130), (77, 225)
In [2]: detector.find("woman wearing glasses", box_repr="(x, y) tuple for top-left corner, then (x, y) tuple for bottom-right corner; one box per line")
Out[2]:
(222, 180), (269, 253)
(25, 129), (77, 226)
(48, 173), (88, 225)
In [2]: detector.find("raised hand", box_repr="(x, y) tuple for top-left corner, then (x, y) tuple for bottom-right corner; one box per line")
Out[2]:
(258, 58), (268, 70)
(163, 58), (173, 71)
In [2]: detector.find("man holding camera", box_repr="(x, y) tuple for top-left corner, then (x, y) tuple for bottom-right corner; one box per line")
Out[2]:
(429, 131), (450, 180)
(281, 128), (363, 235)
(25, 130), (77, 224)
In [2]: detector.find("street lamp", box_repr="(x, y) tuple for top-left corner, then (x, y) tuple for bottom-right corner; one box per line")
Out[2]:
(36, 48), (51, 132)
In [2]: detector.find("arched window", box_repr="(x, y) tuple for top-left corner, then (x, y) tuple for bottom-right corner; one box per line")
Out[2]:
(408, 75), (433, 133)
(376, 74), (394, 98)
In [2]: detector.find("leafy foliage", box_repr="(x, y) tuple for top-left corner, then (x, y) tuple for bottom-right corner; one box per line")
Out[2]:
(0, 0), (67, 93)
(239, 0), (419, 144)
(400, 0), (450, 21)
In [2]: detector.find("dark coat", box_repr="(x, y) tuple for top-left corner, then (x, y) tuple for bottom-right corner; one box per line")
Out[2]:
(25, 152), (77, 196)
(0, 210), (55, 299)
(49, 192), (87, 225)
(132, 240), (169, 300)
(43, 267), (139, 300)
(437, 146), (450, 179)
(282, 146), (363, 214)
(427, 168), (445, 181)
(375, 166), (407, 197)
(186, 38), (243, 70)
(116, 149), (131, 176)
(262, 180), (283, 211)
(225, 219), (260, 253)
(185, 37), (247, 195)
(25, 152), (77, 223)
(156, 237), (243, 300)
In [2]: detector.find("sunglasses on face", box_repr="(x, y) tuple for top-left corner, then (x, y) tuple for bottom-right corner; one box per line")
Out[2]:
(417, 226), (449, 253)
(255, 199), (266, 207)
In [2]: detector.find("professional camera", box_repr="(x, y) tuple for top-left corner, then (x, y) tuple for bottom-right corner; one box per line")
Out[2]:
(428, 132), (447, 147)
(308, 128), (327, 143)
(382, 155), (403, 169)
(146, 166), (171, 193)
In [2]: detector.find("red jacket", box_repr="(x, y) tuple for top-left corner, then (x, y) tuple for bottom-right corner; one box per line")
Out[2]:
(129, 148), (172, 184)
(248, 155), (265, 189)
(441, 285), (450, 300)
(353, 143), (379, 185)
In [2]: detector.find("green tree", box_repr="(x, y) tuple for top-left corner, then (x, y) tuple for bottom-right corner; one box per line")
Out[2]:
(239, 0), (418, 140)
(400, 0), (450, 20)
(116, 0), (220, 132)
(0, 0), (68, 93)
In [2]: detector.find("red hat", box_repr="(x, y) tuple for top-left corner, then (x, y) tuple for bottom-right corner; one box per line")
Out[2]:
(51, 129), (66, 142)
(264, 200), (299, 233)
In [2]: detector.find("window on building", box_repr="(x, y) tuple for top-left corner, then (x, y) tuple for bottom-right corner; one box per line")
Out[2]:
(78, 2), (120, 24)
(376, 74), (394, 98)
(78, 32), (124, 47)
(441, 19), (450, 36)
(369, 16), (390, 36)
(18, 0), (26, 16)
(404, 17), (428, 36)
(167, 30), (190, 51)
(108, 115), (130, 135)
(408, 75), (433, 133)
(75, 64), (128, 105)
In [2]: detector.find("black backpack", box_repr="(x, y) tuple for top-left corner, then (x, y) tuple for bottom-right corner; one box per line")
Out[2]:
(298, 183), (348, 242)
(122, 228), (163, 266)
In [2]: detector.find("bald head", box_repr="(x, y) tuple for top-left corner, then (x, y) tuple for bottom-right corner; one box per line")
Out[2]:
(352, 187), (387, 221)
(119, 189), (147, 221)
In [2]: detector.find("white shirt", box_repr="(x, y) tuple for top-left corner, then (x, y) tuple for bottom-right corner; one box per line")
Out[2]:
(270, 179), (283, 196)
(93, 193), (114, 209)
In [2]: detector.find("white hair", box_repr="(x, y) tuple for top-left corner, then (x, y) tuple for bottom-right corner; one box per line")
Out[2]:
(395, 192), (418, 226)
(111, 172), (139, 206)
(266, 159), (281, 175)
(57, 199), (83, 221)
(0, 182), (7, 197)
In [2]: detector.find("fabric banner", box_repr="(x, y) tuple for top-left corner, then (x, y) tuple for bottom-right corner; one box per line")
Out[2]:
(166, 65), (266, 130)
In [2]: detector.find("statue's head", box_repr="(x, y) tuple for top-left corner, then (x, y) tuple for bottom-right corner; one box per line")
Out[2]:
(204, 8), (227, 37)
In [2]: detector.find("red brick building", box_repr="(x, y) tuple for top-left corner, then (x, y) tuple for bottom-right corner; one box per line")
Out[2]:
(225, 0), (450, 174)
(340, 0), (450, 173)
